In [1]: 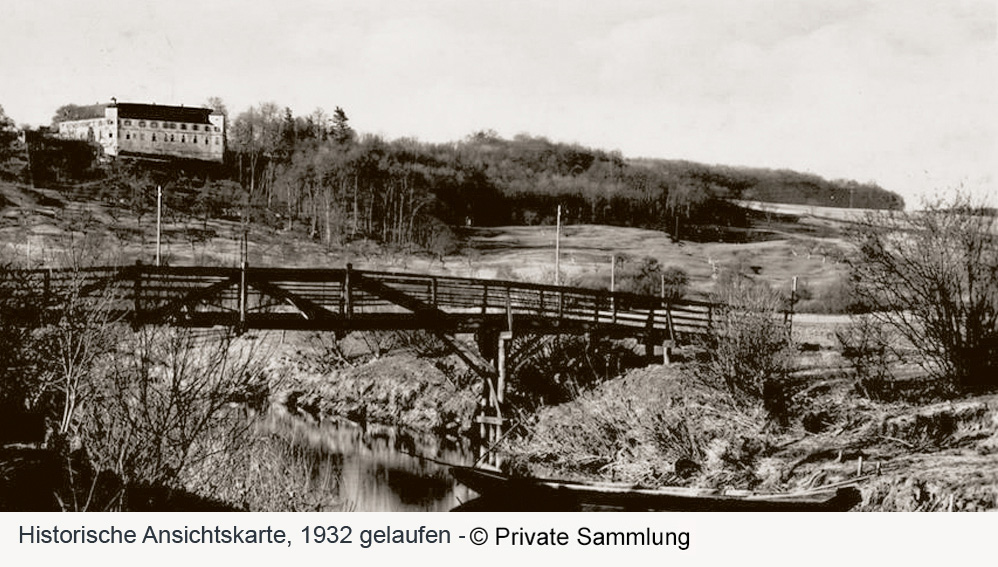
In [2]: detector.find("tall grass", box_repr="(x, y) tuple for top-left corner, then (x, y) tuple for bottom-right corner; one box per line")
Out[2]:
(506, 368), (770, 489)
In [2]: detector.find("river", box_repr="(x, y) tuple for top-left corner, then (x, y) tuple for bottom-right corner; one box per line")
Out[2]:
(264, 412), (477, 512)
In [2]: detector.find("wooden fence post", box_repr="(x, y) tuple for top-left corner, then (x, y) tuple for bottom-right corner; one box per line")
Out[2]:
(505, 286), (513, 332)
(645, 304), (656, 358)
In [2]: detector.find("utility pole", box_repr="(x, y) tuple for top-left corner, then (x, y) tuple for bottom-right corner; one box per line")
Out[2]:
(555, 204), (561, 286)
(155, 185), (162, 266)
(786, 275), (798, 335)
(610, 253), (617, 321)
(610, 254), (616, 292)
(239, 228), (248, 331)
(24, 131), (35, 188)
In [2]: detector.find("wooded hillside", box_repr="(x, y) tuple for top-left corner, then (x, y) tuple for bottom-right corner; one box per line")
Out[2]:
(6, 102), (904, 253)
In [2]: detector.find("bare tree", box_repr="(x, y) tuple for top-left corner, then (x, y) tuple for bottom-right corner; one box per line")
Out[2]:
(204, 96), (228, 119)
(38, 272), (122, 436)
(0, 104), (18, 162)
(230, 102), (283, 214)
(848, 192), (998, 393)
(73, 327), (269, 509)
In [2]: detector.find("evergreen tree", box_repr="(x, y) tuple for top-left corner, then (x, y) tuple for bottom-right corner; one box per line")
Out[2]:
(331, 107), (355, 145)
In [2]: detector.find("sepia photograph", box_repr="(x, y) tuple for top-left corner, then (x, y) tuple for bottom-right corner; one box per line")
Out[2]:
(0, 0), (994, 514)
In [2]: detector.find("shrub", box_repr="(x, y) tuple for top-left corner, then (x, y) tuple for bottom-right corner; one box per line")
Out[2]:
(505, 334), (633, 413)
(848, 192), (998, 393)
(794, 274), (870, 315)
(67, 327), (268, 510)
(835, 314), (897, 400)
(570, 259), (687, 301)
(615, 255), (663, 296)
(697, 272), (796, 422)
(660, 265), (690, 303)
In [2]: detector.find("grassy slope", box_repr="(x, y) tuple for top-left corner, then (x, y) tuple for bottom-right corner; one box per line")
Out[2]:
(2, 180), (854, 297)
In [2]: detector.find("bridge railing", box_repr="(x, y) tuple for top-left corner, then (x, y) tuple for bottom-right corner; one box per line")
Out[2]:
(5, 265), (715, 340)
(355, 268), (714, 336)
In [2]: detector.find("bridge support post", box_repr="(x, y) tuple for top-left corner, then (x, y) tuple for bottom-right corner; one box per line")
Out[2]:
(469, 325), (513, 469)
(497, 331), (511, 407)
(662, 340), (674, 365)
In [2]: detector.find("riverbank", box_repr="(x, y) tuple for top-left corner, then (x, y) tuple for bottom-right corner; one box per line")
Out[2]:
(503, 361), (998, 511)
(250, 322), (998, 512)
(263, 331), (481, 437)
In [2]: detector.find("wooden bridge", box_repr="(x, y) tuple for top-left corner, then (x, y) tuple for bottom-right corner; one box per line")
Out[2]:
(8, 263), (713, 342)
(5, 263), (715, 464)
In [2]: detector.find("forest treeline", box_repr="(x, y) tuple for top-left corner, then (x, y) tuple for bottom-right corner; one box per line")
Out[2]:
(9, 101), (904, 252)
(218, 103), (902, 250)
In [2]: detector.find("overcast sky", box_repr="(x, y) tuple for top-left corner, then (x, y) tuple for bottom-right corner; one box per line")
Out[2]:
(1, 0), (993, 205)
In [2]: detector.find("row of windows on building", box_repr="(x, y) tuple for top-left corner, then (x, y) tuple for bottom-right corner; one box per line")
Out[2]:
(120, 119), (220, 132)
(123, 131), (220, 144)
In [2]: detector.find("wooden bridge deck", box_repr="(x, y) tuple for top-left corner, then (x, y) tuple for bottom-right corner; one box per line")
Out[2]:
(4, 264), (714, 344)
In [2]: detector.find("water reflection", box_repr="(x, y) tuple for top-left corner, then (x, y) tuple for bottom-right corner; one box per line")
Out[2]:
(264, 413), (476, 512)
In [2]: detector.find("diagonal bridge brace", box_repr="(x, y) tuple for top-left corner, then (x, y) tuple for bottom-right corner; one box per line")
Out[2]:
(142, 273), (341, 324)
(351, 272), (503, 409)
(350, 273), (496, 374)
(141, 275), (241, 323)
(247, 277), (339, 321)
(351, 272), (455, 328)
(76, 269), (130, 298)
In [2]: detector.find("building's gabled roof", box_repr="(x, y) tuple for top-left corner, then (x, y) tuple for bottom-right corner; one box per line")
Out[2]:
(56, 104), (107, 122)
(114, 102), (214, 124)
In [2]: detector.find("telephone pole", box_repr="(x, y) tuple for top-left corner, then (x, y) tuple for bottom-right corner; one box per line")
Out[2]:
(555, 205), (561, 286)
(156, 185), (162, 266)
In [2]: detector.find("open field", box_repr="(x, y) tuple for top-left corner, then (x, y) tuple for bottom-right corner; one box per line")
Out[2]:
(1, 181), (853, 300)
(461, 222), (850, 298)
